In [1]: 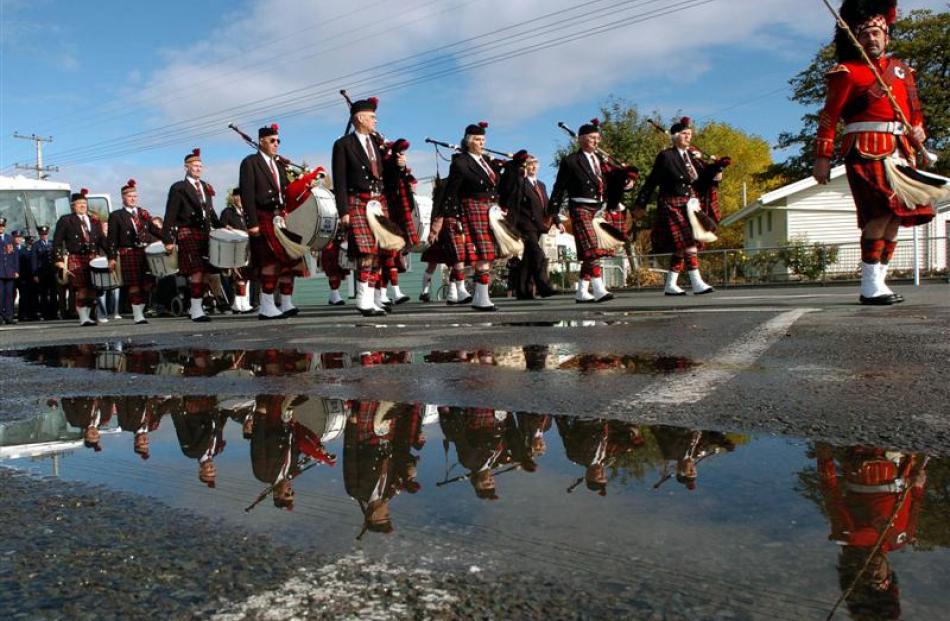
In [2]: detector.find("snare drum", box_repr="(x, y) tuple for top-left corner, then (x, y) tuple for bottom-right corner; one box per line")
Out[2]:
(209, 228), (250, 269)
(89, 256), (122, 290)
(285, 186), (339, 250)
(146, 241), (178, 277)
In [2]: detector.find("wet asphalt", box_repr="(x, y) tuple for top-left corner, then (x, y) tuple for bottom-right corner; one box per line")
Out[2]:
(1, 282), (948, 619)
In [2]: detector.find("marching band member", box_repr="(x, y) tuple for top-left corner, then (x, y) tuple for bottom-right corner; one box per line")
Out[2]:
(172, 397), (227, 488)
(381, 139), (418, 306)
(332, 97), (397, 317)
(219, 188), (254, 314)
(321, 237), (349, 306)
(162, 148), (220, 322)
(436, 122), (502, 311)
(813, 0), (938, 305)
(422, 180), (473, 305)
(557, 417), (643, 495)
(550, 119), (615, 303)
(240, 123), (305, 320)
(505, 152), (558, 299)
(52, 189), (106, 327)
(107, 179), (162, 325)
(634, 117), (723, 296)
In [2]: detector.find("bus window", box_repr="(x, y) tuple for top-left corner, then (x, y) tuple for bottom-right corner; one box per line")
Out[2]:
(0, 190), (70, 233)
(85, 196), (110, 222)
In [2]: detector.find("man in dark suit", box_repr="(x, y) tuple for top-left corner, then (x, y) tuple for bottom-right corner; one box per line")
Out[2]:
(14, 230), (36, 321)
(163, 149), (220, 322)
(634, 117), (723, 295)
(550, 119), (615, 303)
(239, 124), (304, 320)
(108, 179), (162, 324)
(30, 225), (57, 319)
(332, 97), (400, 317)
(506, 153), (558, 299)
(0, 218), (18, 324)
(53, 189), (106, 326)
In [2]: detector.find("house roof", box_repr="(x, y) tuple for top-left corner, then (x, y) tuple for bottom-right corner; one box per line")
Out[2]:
(720, 165), (848, 227)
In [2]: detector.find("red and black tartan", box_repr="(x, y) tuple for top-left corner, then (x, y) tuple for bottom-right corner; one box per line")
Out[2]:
(386, 177), (420, 247)
(320, 237), (349, 279)
(460, 197), (495, 262)
(463, 408), (506, 433)
(421, 216), (473, 265)
(569, 202), (613, 262)
(176, 227), (210, 277)
(66, 253), (96, 291)
(251, 211), (306, 275)
(845, 155), (935, 229)
(651, 195), (696, 255)
(345, 194), (388, 257)
(352, 401), (389, 445)
(117, 247), (152, 289)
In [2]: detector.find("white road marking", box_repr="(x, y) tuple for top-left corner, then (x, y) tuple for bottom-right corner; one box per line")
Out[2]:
(628, 308), (814, 406)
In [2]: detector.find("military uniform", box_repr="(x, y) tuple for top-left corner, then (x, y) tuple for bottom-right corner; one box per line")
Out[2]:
(0, 220), (18, 323)
(15, 233), (36, 321)
(30, 227), (58, 319)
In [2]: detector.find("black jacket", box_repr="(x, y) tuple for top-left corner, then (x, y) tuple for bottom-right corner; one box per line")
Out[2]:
(107, 207), (162, 257)
(162, 179), (219, 244)
(239, 153), (289, 228)
(507, 178), (549, 234)
(331, 132), (386, 216)
(52, 213), (106, 260)
(219, 206), (248, 231)
(549, 150), (604, 208)
(437, 152), (502, 215)
(634, 148), (716, 207)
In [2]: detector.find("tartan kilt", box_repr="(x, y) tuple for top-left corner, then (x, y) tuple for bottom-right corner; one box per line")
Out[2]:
(117, 247), (152, 289)
(380, 249), (408, 273)
(421, 217), (473, 265)
(251, 212), (306, 275)
(176, 227), (210, 277)
(845, 155), (936, 229)
(461, 197), (495, 262)
(66, 253), (96, 290)
(346, 194), (387, 257)
(386, 181), (420, 247)
(651, 195), (695, 255)
(569, 202), (613, 262)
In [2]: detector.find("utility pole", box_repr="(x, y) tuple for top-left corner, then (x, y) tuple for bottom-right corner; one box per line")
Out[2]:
(13, 132), (58, 179)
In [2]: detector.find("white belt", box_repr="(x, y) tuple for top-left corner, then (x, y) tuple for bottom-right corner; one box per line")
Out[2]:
(570, 198), (602, 204)
(845, 479), (906, 494)
(843, 121), (904, 135)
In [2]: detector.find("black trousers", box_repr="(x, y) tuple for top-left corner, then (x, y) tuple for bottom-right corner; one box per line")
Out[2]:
(516, 229), (552, 298)
(35, 274), (59, 319)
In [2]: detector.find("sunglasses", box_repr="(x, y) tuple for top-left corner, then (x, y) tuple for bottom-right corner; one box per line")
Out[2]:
(266, 138), (280, 145)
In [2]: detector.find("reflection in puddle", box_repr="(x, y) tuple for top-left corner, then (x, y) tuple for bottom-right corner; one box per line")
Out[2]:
(4, 344), (698, 376)
(2, 397), (946, 619)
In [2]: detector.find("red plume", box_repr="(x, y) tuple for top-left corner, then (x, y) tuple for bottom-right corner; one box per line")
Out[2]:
(80, 188), (89, 197)
(886, 6), (897, 24)
(478, 121), (488, 129)
(680, 117), (691, 126)
(590, 118), (600, 127)
(192, 148), (201, 158)
(270, 123), (279, 131)
(127, 179), (136, 188)
(367, 97), (378, 106)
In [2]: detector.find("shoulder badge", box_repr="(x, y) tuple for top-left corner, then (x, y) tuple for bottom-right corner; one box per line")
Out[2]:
(825, 64), (851, 76)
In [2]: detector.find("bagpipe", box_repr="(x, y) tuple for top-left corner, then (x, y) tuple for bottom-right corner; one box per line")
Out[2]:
(556, 121), (636, 251)
(425, 137), (524, 260)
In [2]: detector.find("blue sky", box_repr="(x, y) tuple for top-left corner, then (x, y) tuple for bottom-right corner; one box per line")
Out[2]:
(0, 0), (944, 209)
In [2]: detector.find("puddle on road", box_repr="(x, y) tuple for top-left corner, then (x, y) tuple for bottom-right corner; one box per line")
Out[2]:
(3, 344), (698, 376)
(2, 395), (947, 619)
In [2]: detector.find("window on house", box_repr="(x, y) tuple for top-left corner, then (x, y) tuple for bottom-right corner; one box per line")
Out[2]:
(748, 220), (754, 239)
(767, 212), (772, 232)
(757, 215), (762, 236)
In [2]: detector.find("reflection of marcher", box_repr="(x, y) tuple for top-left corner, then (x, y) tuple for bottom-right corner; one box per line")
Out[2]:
(510, 413), (552, 471)
(816, 443), (927, 620)
(440, 408), (513, 500)
(344, 400), (397, 534)
(62, 397), (111, 451)
(652, 426), (735, 490)
(172, 397), (226, 488)
(557, 417), (643, 495)
(115, 396), (162, 460)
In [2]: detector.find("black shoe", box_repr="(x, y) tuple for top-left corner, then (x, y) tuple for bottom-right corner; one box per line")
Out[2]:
(665, 290), (687, 297)
(328, 300), (346, 306)
(419, 292), (431, 303)
(575, 298), (594, 304)
(594, 293), (615, 303)
(472, 304), (497, 312)
(459, 295), (473, 305)
(81, 320), (97, 327)
(693, 287), (715, 295)
(537, 287), (559, 298)
(382, 304), (393, 314)
(192, 315), (212, 322)
(135, 319), (149, 325)
(446, 299), (459, 306)
(888, 293), (905, 303)
(359, 307), (387, 317)
(393, 295), (411, 305)
(258, 312), (283, 320)
(282, 307), (300, 317)
(860, 294), (895, 306)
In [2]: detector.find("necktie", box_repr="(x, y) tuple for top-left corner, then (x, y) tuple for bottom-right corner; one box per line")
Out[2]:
(683, 152), (698, 182)
(194, 181), (205, 203)
(128, 209), (139, 234)
(80, 216), (90, 241)
(478, 157), (496, 184)
(365, 136), (380, 178)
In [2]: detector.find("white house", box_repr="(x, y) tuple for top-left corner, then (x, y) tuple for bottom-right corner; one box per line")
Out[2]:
(720, 165), (950, 272)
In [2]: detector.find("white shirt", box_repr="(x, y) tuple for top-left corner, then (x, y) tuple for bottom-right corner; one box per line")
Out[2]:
(355, 131), (377, 162)
(186, 175), (205, 202)
(585, 151), (601, 177)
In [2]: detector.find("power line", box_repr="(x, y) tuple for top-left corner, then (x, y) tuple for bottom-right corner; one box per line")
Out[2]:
(53, 0), (712, 167)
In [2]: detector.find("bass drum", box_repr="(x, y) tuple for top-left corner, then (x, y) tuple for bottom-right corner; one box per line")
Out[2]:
(291, 396), (347, 443)
(284, 186), (338, 250)
(410, 204), (430, 252)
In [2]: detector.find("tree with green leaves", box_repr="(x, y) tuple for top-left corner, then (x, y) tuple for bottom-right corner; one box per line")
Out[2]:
(772, 9), (949, 180)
